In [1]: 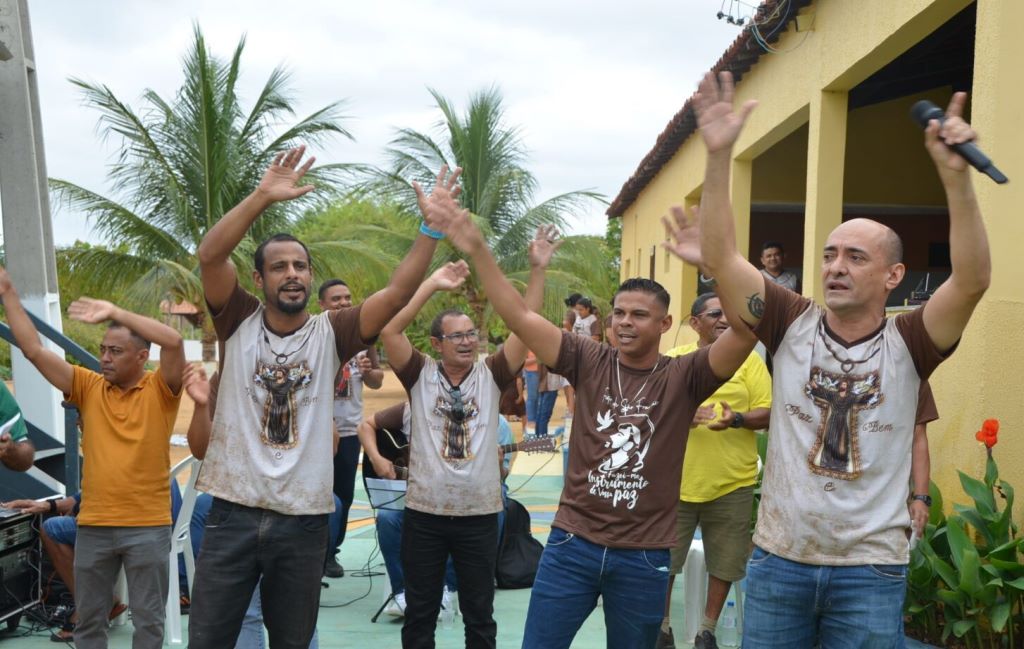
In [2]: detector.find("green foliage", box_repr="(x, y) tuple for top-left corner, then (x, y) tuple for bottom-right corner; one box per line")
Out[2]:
(49, 25), (358, 335)
(360, 86), (610, 341)
(905, 445), (1023, 647)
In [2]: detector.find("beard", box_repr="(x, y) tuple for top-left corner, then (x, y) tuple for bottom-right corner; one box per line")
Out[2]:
(269, 287), (310, 314)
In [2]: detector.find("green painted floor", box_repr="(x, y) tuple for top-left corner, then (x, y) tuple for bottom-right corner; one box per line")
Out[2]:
(2, 461), (706, 648)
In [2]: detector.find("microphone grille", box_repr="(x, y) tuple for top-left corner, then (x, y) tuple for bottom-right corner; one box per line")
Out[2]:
(910, 100), (944, 128)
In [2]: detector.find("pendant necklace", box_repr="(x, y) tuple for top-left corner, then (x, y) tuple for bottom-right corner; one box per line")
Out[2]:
(261, 317), (314, 365)
(817, 315), (883, 374)
(615, 355), (661, 407)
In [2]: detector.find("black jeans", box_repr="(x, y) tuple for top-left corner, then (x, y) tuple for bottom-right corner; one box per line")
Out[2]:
(188, 498), (329, 649)
(331, 435), (361, 554)
(401, 507), (499, 649)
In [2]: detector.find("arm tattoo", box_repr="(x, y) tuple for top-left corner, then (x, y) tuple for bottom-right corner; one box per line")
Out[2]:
(746, 293), (765, 319)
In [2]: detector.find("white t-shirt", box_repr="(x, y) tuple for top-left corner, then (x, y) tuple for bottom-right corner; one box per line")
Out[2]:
(572, 313), (600, 339)
(396, 349), (517, 516)
(196, 283), (369, 515)
(753, 281), (950, 565)
(333, 347), (380, 437)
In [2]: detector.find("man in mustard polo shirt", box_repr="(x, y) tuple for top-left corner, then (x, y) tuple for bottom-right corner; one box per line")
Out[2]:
(0, 265), (184, 649)
(660, 292), (772, 649)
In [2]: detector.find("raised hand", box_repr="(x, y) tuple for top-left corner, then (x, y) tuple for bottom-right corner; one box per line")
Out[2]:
(183, 363), (210, 407)
(694, 71), (758, 154)
(414, 165), (464, 232)
(429, 260), (471, 292)
(68, 297), (118, 324)
(528, 225), (563, 269)
(0, 266), (12, 296)
(257, 146), (316, 203)
(924, 92), (977, 175)
(661, 205), (702, 267)
(356, 353), (374, 375)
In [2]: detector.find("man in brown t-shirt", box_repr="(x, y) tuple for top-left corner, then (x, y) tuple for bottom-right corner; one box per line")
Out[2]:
(431, 209), (759, 647)
(662, 72), (990, 648)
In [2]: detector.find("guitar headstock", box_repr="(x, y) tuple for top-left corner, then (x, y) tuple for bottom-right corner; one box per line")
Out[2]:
(515, 436), (558, 454)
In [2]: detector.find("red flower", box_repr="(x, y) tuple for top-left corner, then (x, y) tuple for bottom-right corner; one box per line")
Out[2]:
(975, 419), (999, 448)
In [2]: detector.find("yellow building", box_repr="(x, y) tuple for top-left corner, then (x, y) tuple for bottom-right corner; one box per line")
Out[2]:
(609, 0), (1023, 503)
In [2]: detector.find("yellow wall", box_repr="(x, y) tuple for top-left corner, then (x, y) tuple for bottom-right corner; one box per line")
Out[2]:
(618, 0), (1024, 507)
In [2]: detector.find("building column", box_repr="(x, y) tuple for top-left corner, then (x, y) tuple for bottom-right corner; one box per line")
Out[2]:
(0, 0), (66, 446)
(802, 90), (848, 299)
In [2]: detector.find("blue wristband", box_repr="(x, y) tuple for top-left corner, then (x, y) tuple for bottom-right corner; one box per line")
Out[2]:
(419, 222), (444, 239)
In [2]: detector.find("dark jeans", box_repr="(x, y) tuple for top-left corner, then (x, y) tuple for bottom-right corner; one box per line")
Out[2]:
(522, 528), (670, 649)
(331, 435), (360, 554)
(401, 508), (499, 649)
(188, 498), (329, 649)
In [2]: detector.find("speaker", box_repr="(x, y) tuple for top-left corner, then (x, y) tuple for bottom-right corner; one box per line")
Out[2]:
(0, 512), (41, 627)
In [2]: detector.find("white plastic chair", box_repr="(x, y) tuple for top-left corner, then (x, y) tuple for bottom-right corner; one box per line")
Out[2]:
(165, 456), (202, 645)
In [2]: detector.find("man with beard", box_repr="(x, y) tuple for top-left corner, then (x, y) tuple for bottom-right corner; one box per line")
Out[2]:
(379, 227), (557, 649)
(188, 146), (462, 649)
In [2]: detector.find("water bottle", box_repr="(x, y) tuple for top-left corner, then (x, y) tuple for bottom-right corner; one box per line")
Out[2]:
(719, 601), (739, 647)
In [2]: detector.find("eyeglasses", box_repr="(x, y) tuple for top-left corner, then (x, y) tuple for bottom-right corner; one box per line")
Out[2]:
(696, 309), (724, 320)
(440, 329), (479, 343)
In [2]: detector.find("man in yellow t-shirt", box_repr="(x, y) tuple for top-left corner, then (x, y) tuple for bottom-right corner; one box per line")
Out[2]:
(659, 293), (772, 649)
(0, 264), (184, 649)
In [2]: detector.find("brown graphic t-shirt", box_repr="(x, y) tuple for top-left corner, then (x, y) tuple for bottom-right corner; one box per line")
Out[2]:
(552, 331), (722, 549)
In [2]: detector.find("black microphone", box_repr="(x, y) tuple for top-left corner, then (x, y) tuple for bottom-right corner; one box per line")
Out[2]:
(910, 100), (1008, 184)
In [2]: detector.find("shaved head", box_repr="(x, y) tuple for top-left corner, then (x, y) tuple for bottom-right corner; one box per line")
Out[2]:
(831, 219), (903, 265)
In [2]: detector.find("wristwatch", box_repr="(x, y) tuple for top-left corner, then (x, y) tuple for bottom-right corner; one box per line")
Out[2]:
(730, 412), (745, 429)
(912, 494), (932, 507)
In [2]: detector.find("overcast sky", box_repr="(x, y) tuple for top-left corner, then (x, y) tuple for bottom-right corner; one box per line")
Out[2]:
(21, 0), (745, 246)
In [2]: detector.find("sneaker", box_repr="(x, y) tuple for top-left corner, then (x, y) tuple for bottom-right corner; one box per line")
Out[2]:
(694, 630), (719, 649)
(656, 626), (676, 649)
(384, 592), (406, 617)
(323, 556), (344, 578)
(438, 586), (456, 620)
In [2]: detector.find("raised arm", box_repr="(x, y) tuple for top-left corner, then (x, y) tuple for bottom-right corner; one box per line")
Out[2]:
(918, 93), (991, 353)
(379, 261), (470, 374)
(667, 72), (766, 327)
(435, 212), (564, 368)
(357, 350), (384, 390)
(183, 364), (212, 459)
(198, 147), (316, 312)
(0, 266), (73, 394)
(356, 166), (461, 342)
(500, 225), (563, 373)
(69, 298), (185, 394)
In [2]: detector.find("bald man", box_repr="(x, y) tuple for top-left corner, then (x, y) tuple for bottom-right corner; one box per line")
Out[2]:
(664, 73), (990, 649)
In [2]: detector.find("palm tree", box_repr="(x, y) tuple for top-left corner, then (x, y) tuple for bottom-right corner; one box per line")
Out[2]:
(367, 86), (609, 343)
(50, 25), (373, 359)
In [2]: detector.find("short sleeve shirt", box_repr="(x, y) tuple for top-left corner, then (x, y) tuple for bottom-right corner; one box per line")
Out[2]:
(752, 280), (952, 565)
(333, 347), (380, 436)
(196, 281), (369, 515)
(69, 367), (181, 526)
(552, 332), (722, 549)
(0, 382), (28, 442)
(396, 349), (517, 516)
(666, 342), (772, 502)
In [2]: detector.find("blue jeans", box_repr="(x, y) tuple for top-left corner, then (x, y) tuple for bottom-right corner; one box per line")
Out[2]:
(743, 546), (908, 648)
(534, 391), (558, 437)
(524, 370), (540, 424)
(522, 528), (670, 649)
(377, 507), (457, 595)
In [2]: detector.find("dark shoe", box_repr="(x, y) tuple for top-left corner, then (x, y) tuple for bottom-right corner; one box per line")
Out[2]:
(178, 595), (190, 615)
(50, 622), (74, 643)
(657, 626), (676, 649)
(323, 556), (344, 578)
(694, 630), (719, 649)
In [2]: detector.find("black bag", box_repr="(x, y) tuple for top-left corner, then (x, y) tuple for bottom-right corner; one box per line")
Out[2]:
(495, 498), (544, 589)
